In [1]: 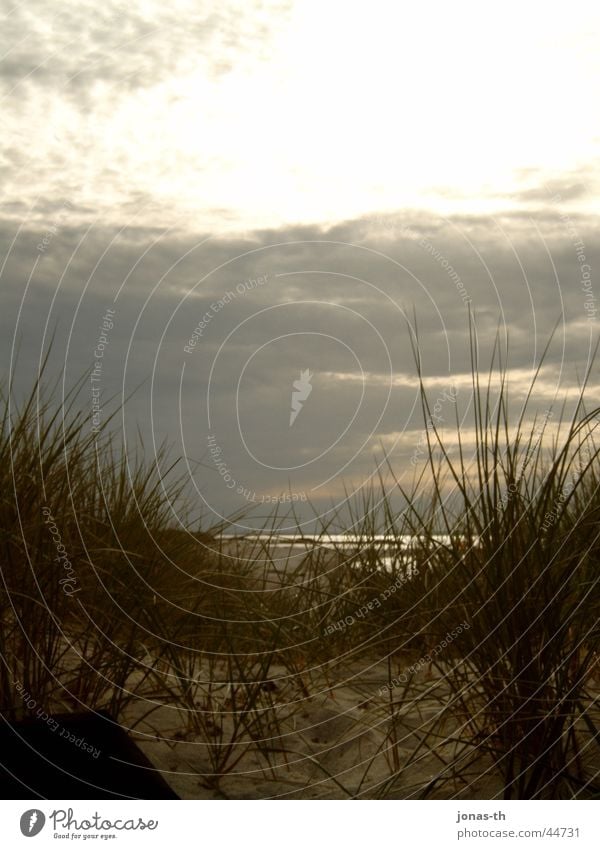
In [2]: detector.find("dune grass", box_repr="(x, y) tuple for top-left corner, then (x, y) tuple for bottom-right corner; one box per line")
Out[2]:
(0, 335), (598, 798)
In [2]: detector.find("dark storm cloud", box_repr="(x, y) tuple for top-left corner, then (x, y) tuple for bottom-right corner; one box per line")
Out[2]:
(1, 208), (598, 519)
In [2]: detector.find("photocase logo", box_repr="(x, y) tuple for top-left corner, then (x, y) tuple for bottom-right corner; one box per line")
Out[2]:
(289, 369), (313, 426)
(19, 810), (46, 837)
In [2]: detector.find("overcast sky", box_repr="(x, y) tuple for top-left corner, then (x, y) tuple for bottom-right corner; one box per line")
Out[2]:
(2, 1), (599, 529)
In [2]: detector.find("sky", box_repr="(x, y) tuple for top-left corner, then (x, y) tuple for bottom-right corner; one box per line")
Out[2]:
(2, 0), (599, 529)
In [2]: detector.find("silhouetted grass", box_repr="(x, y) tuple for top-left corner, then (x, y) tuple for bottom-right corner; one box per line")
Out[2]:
(1, 330), (598, 798)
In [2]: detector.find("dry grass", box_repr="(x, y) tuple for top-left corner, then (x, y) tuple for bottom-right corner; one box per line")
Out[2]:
(1, 332), (598, 798)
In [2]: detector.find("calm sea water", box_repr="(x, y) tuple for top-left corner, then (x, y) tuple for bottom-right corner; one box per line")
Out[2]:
(218, 533), (467, 572)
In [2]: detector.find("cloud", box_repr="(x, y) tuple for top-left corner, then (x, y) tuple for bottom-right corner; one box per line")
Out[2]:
(3, 1), (600, 528)
(1, 208), (598, 524)
(0, 1), (292, 92)
(3, 1), (600, 238)
(513, 184), (587, 204)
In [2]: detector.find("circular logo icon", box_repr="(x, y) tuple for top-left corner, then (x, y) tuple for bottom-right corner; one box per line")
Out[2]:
(19, 810), (46, 837)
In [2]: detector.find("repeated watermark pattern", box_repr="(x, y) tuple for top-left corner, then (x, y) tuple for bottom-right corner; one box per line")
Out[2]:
(548, 191), (596, 322)
(418, 235), (472, 307)
(41, 506), (80, 595)
(541, 482), (574, 532)
(90, 307), (116, 435)
(411, 385), (458, 466)
(14, 681), (100, 758)
(373, 218), (473, 307)
(36, 200), (73, 254)
(496, 408), (554, 513)
(323, 571), (410, 636)
(206, 434), (307, 503)
(378, 621), (470, 695)
(184, 274), (268, 354)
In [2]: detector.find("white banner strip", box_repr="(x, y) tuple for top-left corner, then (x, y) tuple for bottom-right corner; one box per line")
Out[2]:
(0, 800), (597, 847)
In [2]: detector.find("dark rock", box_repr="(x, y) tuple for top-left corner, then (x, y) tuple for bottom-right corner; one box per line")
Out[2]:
(0, 711), (178, 799)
